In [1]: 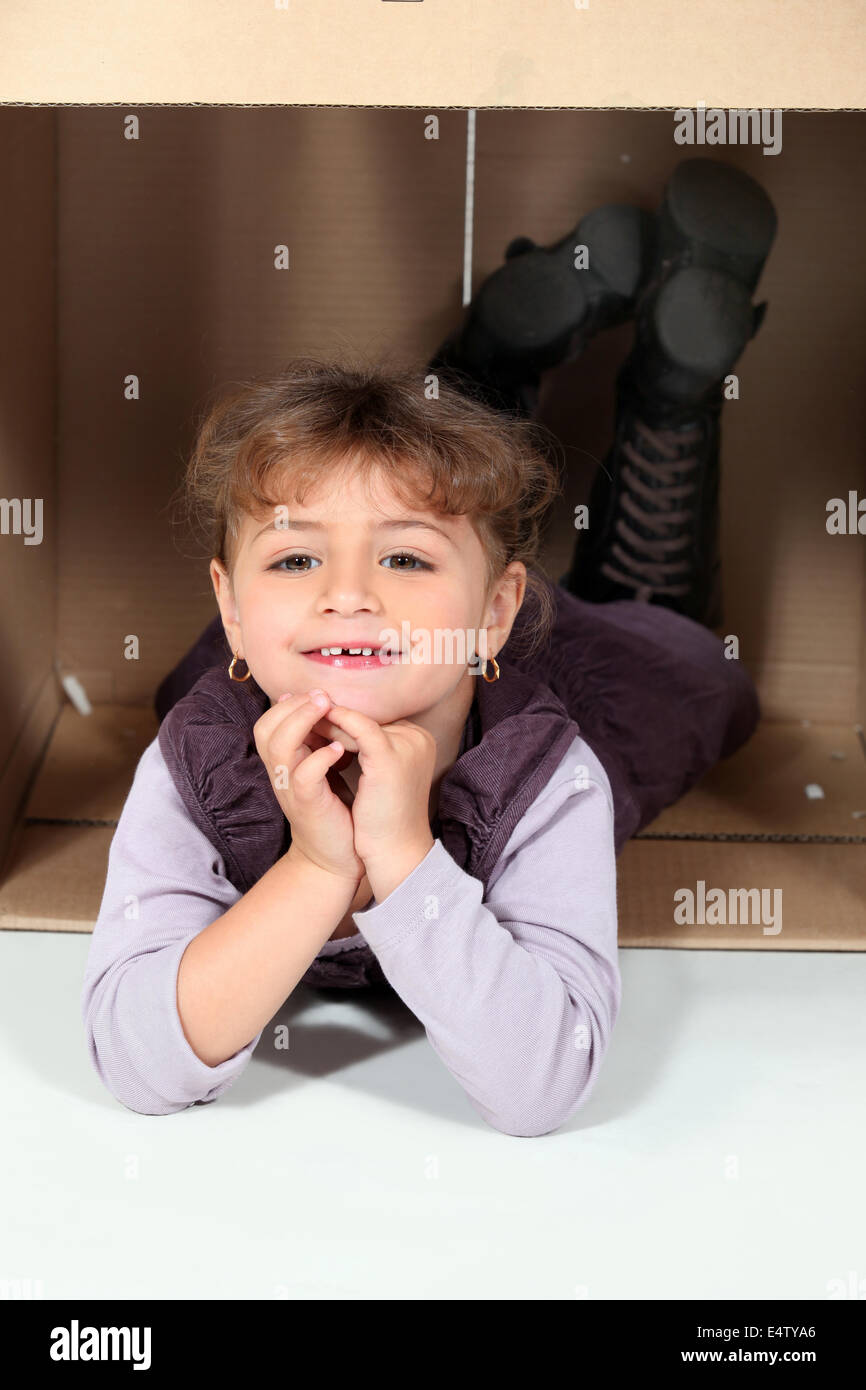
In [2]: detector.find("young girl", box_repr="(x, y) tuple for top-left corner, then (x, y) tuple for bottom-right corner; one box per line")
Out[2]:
(81, 162), (769, 1136)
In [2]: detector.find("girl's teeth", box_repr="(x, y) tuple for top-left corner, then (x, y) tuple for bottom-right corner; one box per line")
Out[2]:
(319, 647), (378, 656)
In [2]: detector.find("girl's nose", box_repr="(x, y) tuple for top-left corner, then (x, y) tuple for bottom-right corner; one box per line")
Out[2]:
(318, 561), (383, 610)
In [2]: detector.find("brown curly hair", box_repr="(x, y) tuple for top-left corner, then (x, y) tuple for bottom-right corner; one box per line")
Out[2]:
(171, 352), (565, 660)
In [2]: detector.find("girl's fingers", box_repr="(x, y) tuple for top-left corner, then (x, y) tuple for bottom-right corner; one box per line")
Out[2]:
(254, 691), (329, 743)
(320, 703), (386, 755)
(255, 696), (338, 772)
(309, 713), (360, 753)
(291, 740), (347, 797)
(254, 691), (310, 734)
(304, 726), (333, 752)
(263, 695), (331, 746)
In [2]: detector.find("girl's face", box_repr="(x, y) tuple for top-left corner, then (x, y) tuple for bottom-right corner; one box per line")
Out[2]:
(209, 457), (526, 734)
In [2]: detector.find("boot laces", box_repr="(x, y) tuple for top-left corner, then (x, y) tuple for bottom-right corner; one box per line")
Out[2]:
(600, 415), (704, 599)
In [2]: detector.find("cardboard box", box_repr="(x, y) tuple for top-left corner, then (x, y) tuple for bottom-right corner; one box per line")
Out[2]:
(1, 107), (864, 948)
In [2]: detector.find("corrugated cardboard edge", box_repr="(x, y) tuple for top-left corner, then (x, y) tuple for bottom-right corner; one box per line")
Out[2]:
(0, 0), (864, 107)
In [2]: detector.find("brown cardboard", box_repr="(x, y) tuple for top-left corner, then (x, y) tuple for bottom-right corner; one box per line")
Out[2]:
(0, 109), (60, 874)
(641, 722), (866, 840)
(618, 839), (865, 949)
(0, 1), (863, 108)
(0, 107), (864, 949)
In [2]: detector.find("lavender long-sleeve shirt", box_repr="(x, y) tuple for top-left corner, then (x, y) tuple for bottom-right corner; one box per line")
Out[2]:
(81, 727), (620, 1136)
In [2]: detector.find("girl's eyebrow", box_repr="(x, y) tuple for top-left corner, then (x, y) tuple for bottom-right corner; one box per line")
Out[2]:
(253, 517), (455, 546)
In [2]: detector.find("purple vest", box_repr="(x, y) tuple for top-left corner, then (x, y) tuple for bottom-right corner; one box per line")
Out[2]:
(154, 581), (639, 990)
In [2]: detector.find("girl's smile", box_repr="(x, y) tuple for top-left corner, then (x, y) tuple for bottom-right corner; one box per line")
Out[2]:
(302, 650), (400, 671)
(300, 636), (405, 672)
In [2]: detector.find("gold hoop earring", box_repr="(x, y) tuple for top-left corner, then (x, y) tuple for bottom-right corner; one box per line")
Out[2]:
(228, 651), (251, 682)
(482, 656), (500, 683)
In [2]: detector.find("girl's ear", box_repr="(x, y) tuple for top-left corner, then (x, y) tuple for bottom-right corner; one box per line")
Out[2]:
(484, 562), (527, 644)
(209, 558), (241, 649)
(209, 556), (227, 599)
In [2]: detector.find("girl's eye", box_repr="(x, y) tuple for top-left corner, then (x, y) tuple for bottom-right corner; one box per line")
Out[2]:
(268, 554), (319, 573)
(268, 552), (433, 574)
(381, 552), (432, 572)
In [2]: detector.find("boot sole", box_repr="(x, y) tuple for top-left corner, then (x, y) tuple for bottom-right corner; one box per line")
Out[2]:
(661, 157), (777, 293)
(654, 266), (754, 382)
(464, 204), (653, 366)
(548, 202), (655, 305)
(465, 251), (589, 361)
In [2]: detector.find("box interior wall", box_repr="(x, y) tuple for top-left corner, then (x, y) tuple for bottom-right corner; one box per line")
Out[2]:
(1, 108), (864, 946)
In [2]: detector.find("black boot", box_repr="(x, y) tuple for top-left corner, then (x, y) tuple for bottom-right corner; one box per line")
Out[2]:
(560, 158), (777, 628)
(426, 202), (656, 418)
(649, 155), (778, 298)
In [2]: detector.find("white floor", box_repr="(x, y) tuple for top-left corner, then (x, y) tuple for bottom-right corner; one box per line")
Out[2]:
(2, 931), (864, 1301)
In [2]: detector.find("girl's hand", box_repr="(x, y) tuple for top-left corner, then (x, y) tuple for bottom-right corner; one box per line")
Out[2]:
(317, 697), (438, 872)
(252, 692), (366, 884)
